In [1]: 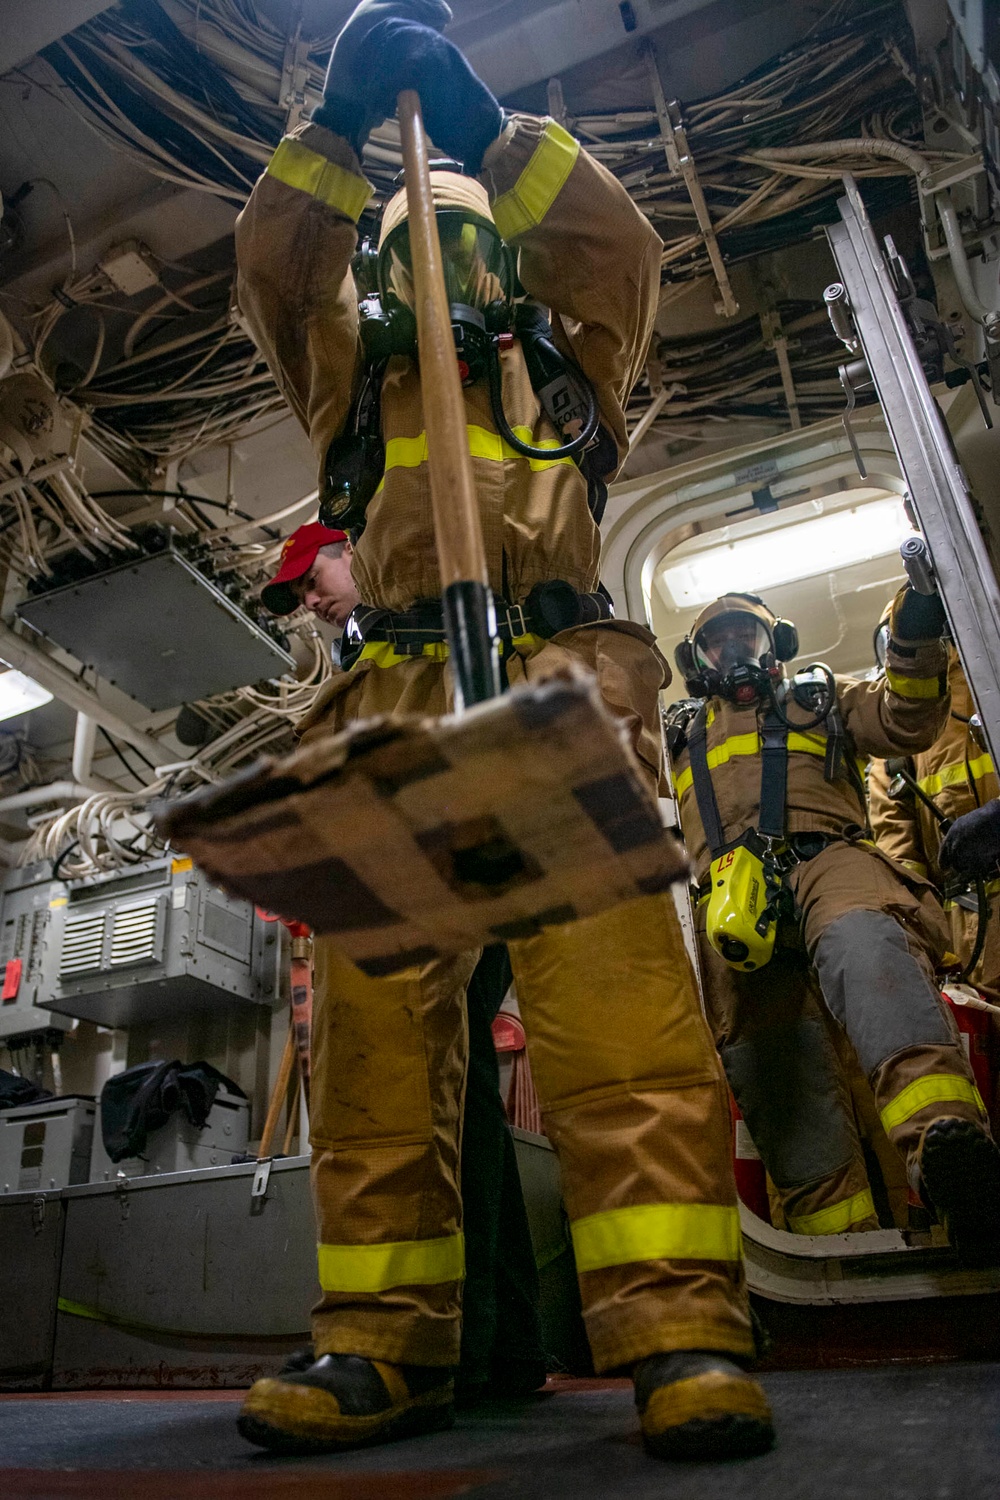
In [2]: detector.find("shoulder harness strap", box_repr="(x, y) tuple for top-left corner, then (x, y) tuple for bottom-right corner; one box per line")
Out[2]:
(687, 704), (727, 859)
(758, 702), (789, 843)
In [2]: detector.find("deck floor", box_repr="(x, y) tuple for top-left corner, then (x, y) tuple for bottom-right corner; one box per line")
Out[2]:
(2, 1363), (999, 1499)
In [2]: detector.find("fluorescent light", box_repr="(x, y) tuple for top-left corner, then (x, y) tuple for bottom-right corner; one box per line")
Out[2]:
(661, 497), (913, 609)
(0, 670), (53, 722)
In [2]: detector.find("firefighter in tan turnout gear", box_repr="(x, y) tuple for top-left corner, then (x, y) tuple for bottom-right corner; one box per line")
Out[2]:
(869, 638), (1000, 997)
(232, 0), (774, 1463)
(664, 590), (1000, 1252)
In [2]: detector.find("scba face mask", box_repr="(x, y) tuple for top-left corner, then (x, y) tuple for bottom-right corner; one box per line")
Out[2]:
(379, 211), (512, 316)
(694, 610), (775, 680)
(676, 595), (798, 703)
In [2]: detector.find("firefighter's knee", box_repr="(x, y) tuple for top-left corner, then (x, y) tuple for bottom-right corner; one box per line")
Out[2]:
(813, 909), (953, 1077)
(721, 1016), (858, 1188)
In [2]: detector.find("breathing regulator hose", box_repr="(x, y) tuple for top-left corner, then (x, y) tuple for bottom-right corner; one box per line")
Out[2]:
(485, 321), (600, 461)
(767, 661), (838, 732)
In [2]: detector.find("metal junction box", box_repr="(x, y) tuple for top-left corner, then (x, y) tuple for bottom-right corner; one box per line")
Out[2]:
(0, 863), (74, 1043)
(89, 1084), (249, 1181)
(17, 544), (295, 710)
(38, 856), (282, 1028)
(0, 1095), (95, 1193)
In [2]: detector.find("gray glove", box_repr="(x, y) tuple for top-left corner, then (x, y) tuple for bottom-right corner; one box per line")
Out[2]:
(313, 0), (452, 152)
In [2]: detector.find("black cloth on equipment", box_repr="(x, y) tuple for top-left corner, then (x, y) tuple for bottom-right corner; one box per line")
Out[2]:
(0, 1068), (52, 1110)
(100, 1060), (245, 1163)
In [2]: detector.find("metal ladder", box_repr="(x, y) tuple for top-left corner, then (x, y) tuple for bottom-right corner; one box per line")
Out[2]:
(824, 174), (1000, 769)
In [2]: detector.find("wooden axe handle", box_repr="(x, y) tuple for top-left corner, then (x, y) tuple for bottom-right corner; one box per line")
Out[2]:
(397, 90), (488, 591)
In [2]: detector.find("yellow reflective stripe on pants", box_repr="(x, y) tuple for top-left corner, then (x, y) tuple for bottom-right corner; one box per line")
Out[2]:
(492, 120), (580, 240)
(570, 1202), (742, 1273)
(381, 423), (573, 481)
(266, 137), (372, 222)
(673, 728), (834, 800)
(917, 752), (995, 798)
(317, 1232), (465, 1293)
(885, 668), (943, 701)
(879, 1073), (986, 1135)
(787, 1188), (877, 1235)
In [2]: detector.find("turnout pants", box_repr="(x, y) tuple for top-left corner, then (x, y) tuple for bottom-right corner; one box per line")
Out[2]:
(303, 648), (752, 1374)
(701, 840), (987, 1234)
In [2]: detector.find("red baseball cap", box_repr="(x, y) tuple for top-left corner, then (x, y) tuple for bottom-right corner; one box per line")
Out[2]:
(260, 522), (349, 616)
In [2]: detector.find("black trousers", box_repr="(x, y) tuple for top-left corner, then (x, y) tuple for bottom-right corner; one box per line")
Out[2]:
(458, 944), (544, 1388)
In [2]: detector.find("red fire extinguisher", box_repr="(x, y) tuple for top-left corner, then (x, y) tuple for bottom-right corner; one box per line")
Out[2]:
(730, 1095), (770, 1223)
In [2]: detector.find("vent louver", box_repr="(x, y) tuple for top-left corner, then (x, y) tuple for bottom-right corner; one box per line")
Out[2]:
(110, 898), (160, 967)
(60, 910), (106, 977)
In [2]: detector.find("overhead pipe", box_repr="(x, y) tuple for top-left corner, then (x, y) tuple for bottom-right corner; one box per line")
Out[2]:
(71, 711), (118, 793)
(935, 192), (999, 332)
(0, 781), (93, 814)
(0, 619), (165, 769)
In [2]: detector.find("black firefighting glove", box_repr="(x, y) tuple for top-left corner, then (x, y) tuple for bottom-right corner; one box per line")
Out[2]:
(359, 22), (502, 173)
(939, 799), (1000, 879)
(890, 583), (947, 642)
(312, 0), (452, 153)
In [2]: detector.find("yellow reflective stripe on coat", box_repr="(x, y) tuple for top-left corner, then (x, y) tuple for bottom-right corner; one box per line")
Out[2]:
(879, 1073), (985, 1135)
(382, 424), (573, 479)
(355, 635), (544, 670)
(266, 137), (372, 222)
(674, 728), (836, 799)
(317, 1232), (464, 1293)
(787, 1188), (877, 1236)
(885, 668), (943, 701)
(917, 752), (995, 798)
(570, 1201), (742, 1272)
(492, 120), (580, 240)
(356, 641), (450, 669)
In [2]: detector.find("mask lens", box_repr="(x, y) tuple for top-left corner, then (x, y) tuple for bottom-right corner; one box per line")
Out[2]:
(694, 612), (772, 675)
(382, 213), (508, 311)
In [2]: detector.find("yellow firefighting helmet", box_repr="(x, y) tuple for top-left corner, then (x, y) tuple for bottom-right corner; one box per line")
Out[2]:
(377, 170), (512, 312)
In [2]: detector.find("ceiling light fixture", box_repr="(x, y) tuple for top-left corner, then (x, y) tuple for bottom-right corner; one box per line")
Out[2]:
(0, 668), (54, 723)
(660, 497), (913, 609)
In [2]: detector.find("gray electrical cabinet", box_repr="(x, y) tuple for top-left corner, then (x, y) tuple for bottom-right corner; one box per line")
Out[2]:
(37, 856), (282, 1028)
(0, 862), (74, 1043)
(89, 1084), (249, 1181)
(0, 1095), (95, 1193)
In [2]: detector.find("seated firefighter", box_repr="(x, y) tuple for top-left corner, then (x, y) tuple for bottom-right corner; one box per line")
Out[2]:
(869, 627), (1000, 998)
(261, 520), (547, 1406)
(232, 0), (774, 1464)
(664, 590), (1000, 1251)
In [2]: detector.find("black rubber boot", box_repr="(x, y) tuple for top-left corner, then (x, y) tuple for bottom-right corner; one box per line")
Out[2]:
(237, 1353), (455, 1454)
(918, 1116), (1000, 1266)
(634, 1351), (774, 1461)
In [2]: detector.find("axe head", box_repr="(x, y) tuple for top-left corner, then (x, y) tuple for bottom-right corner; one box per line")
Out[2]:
(155, 667), (687, 976)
